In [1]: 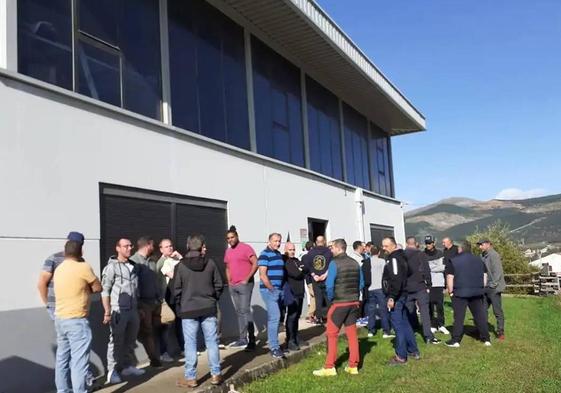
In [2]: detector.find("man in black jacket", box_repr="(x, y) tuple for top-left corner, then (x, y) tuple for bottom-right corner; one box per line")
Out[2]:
(283, 242), (307, 351)
(174, 235), (224, 388)
(302, 235), (333, 323)
(404, 237), (440, 344)
(445, 240), (491, 348)
(383, 237), (420, 366)
(442, 237), (459, 271)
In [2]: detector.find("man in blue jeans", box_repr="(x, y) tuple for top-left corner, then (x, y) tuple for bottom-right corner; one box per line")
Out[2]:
(364, 246), (393, 338)
(382, 237), (420, 366)
(174, 235), (225, 388)
(53, 240), (101, 393)
(258, 233), (286, 359)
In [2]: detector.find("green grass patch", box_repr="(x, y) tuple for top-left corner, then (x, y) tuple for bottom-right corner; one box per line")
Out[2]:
(243, 296), (561, 393)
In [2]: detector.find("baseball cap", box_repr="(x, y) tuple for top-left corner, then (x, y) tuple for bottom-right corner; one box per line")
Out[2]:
(424, 235), (435, 244)
(67, 231), (85, 245)
(476, 239), (490, 245)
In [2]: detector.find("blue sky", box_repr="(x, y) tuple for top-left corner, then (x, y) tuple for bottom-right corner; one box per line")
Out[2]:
(317, 0), (561, 209)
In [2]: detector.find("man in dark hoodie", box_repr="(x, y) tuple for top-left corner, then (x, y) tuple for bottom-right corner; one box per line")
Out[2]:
(302, 235), (333, 323)
(382, 237), (420, 366)
(404, 237), (440, 344)
(174, 235), (224, 388)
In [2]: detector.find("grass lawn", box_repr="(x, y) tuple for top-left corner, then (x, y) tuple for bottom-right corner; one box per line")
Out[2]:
(243, 296), (561, 393)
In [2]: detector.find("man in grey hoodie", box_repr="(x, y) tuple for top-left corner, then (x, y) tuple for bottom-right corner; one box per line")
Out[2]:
(102, 238), (145, 384)
(478, 240), (506, 340)
(130, 236), (163, 368)
(424, 235), (449, 335)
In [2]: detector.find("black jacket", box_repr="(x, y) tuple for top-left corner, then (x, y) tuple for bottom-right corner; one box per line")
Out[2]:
(174, 251), (224, 319)
(284, 256), (306, 298)
(382, 249), (409, 300)
(443, 245), (459, 272)
(302, 246), (332, 276)
(404, 248), (432, 293)
(361, 258), (372, 290)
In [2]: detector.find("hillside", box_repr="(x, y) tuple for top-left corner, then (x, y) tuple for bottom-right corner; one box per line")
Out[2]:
(405, 193), (561, 247)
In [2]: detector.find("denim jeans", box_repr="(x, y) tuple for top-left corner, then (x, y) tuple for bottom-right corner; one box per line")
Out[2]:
(106, 310), (140, 372)
(182, 316), (220, 379)
(366, 289), (391, 334)
(55, 318), (92, 393)
(260, 288), (284, 351)
(389, 296), (419, 360)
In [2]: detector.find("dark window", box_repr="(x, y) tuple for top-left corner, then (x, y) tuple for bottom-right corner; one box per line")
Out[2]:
(343, 103), (370, 189)
(370, 224), (394, 249)
(168, 0), (249, 149)
(306, 77), (343, 180)
(17, 0), (73, 90)
(78, 0), (118, 45)
(77, 0), (162, 119)
(252, 36), (304, 166)
(77, 39), (121, 107)
(370, 123), (393, 196)
(18, 0), (162, 119)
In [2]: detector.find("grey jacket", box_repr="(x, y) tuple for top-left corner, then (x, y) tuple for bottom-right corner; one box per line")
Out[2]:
(482, 248), (506, 292)
(130, 252), (163, 303)
(101, 257), (139, 312)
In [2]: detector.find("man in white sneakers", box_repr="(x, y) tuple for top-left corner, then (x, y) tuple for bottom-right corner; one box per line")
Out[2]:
(102, 238), (145, 384)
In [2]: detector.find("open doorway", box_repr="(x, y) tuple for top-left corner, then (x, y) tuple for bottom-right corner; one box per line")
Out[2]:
(308, 217), (328, 242)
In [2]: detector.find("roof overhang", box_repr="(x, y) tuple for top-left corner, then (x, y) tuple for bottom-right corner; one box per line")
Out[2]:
(216, 0), (426, 135)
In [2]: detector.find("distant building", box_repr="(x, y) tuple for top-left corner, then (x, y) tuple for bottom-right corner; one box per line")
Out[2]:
(530, 253), (561, 274)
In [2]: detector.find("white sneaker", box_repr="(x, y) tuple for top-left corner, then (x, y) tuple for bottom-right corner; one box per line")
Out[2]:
(160, 352), (174, 362)
(382, 333), (395, 339)
(106, 369), (122, 384)
(484, 341), (492, 347)
(121, 366), (146, 377)
(430, 327), (437, 334)
(438, 326), (450, 335)
(367, 332), (374, 337)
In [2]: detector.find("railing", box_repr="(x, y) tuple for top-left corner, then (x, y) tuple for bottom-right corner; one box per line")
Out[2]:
(505, 272), (560, 295)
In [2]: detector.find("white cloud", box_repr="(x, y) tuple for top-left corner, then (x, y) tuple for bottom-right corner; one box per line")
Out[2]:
(495, 188), (548, 200)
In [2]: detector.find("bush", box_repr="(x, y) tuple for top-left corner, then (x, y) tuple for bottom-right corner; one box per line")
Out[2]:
(466, 221), (532, 274)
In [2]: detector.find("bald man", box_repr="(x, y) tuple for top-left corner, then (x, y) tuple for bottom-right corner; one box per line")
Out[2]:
(302, 236), (333, 323)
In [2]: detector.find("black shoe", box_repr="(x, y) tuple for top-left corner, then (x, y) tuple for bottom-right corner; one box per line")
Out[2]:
(287, 342), (300, 351)
(445, 339), (460, 348)
(271, 348), (285, 359)
(426, 337), (441, 345)
(244, 342), (256, 352)
(150, 360), (163, 368)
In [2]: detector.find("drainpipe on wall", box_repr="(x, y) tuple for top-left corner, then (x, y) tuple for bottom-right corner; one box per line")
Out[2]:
(355, 188), (365, 242)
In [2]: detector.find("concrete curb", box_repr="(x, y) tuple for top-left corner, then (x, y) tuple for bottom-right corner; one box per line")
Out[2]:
(194, 337), (326, 393)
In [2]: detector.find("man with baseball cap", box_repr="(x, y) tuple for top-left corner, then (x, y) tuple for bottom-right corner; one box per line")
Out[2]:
(424, 235), (449, 335)
(38, 231), (86, 320)
(478, 239), (506, 340)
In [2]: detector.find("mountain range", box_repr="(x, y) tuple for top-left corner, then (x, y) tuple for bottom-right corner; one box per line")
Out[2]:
(404, 193), (561, 247)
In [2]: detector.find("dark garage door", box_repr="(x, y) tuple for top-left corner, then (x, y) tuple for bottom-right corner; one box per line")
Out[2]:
(100, 184), (228, 271)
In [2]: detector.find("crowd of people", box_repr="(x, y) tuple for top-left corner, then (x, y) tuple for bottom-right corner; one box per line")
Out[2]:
(37, 227), (506, 391)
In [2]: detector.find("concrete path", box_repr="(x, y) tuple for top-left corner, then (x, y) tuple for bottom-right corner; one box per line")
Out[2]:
(96, 324), (325, 393)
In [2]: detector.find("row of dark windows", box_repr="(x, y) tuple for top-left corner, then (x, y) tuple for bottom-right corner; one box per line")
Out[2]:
(17, 0), (394, 197)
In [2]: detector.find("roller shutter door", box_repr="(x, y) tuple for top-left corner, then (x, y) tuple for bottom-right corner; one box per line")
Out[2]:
(100, 184), (227, 270)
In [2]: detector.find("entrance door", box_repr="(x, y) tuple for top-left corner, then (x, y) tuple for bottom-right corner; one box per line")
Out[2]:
(308, 217), (328, 242)
(100, 184), (228, 271)
(369, 224), (395, 248)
